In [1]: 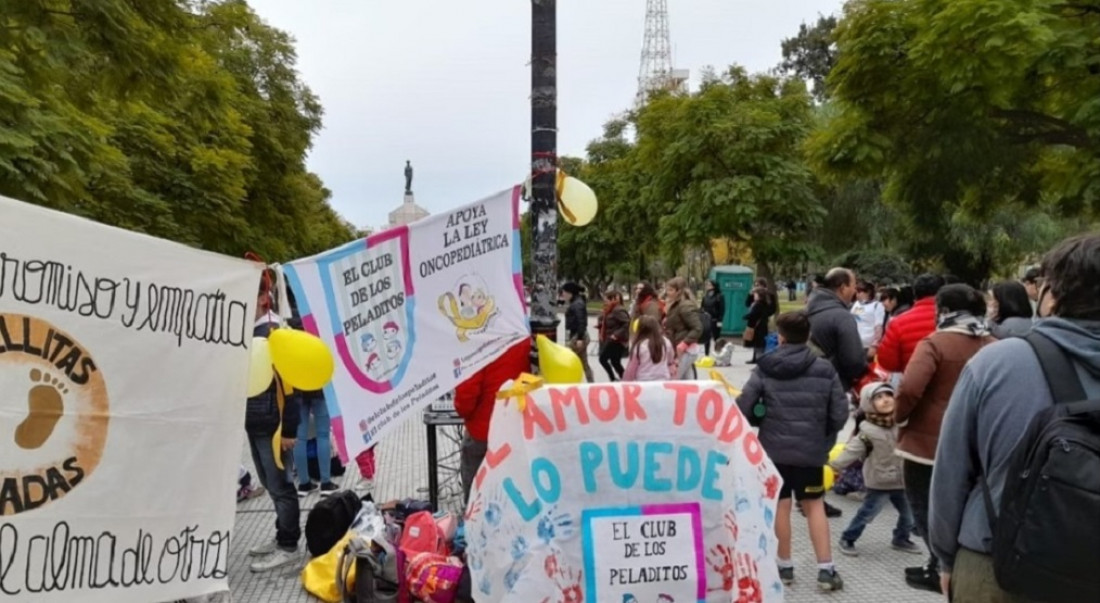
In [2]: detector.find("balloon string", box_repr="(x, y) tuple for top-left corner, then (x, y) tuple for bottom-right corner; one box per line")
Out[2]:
(495, 373), (544, 413)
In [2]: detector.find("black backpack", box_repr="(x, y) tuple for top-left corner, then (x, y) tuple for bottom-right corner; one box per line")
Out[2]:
(982, 332), (1100, 602)
(305, 490), (363, 557)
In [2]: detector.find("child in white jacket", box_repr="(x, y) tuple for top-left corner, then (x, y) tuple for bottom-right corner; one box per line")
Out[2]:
(830, 382), (922, 556)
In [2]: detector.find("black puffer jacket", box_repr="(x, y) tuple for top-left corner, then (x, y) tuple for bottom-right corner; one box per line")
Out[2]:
(735, 344), (849, 467)
(806, 288), (867, 389)
(246, 321), (302, 437)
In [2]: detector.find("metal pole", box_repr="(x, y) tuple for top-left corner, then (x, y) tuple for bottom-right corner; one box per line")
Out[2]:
(530, 0), (559, 343)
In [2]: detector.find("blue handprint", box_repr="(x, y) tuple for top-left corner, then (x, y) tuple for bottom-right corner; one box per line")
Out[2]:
(485, 501), (503, 527)
(510, 535), (529, 561)
(536, 510), (575, 544)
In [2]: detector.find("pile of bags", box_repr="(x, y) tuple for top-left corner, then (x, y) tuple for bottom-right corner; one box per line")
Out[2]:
(301, 494), (472, 603)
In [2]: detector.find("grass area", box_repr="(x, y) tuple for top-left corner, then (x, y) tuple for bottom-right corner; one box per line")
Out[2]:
(778, 298), (807, 314)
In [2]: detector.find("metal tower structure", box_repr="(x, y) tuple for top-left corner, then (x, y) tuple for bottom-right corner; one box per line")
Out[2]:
(637, 0), (685, 104)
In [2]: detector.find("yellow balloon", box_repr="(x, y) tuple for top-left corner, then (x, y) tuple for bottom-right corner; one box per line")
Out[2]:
(828, 442), (847, 462)
(823, 442), (847, 492)
(247, 337), (274, 397)
(535, 335), (584, 384)
(557, 176), (598, 227)
(269, 328), (335, 391)
(631, 318), (640, 334)
(695, 356), (716, 369)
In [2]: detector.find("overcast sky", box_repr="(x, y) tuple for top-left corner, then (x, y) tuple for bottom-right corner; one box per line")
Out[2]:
(247, 0), (843, 231)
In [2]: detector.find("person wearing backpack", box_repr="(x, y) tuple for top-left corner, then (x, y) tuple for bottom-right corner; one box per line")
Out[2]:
(930, 234), (1100, 602)
(245, 278), (303, 572)
(895, 284), (995, 593)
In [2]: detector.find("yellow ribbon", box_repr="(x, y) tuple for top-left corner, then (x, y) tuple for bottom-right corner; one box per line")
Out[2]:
(495, 373), (545, 413)
(709, 369), (742, 398)
(272, 376), (294, 470)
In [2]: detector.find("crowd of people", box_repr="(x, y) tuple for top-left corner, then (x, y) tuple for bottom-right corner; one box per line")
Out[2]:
(235, 234), (1099, 603)
(732, 234), (1100, 600)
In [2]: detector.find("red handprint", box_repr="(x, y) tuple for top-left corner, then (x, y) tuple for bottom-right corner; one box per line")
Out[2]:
(465, 494), (483, 522)
(556, 566), (583, 603)
(763, 474), (780, 500)
(707, 544), (735, 592)
(724, 511), (739, 542)
(735, 553), (762, 603)
(544, 554), (560, 579)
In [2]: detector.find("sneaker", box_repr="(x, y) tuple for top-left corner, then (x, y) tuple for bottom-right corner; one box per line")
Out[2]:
(249, 548), (299, 573)
(248, 540), (278, 557)
(892, 539), (924, 554)
(236, 484), (265, 503)
(838, 540), (858, 556)
(905, 568), (942, 594)
(778, 567), (794, 586)
(297, 482), (318, 498)
(355, 478), (374, 493)
(825, 502), (843, 518)
(817, 568), (844, 591)
(318, 482), (339, 497)
(905, 565), (926, 577)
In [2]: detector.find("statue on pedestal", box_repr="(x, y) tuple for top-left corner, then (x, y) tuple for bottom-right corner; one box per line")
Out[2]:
(404, 160), (413, 195)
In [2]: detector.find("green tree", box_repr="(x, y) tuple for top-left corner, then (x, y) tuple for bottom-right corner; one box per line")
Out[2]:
(0, 0), (352, 261)
(809, 0), (1100, 281)
(634, 67), (825, 282)
(780, 14), (839, 103)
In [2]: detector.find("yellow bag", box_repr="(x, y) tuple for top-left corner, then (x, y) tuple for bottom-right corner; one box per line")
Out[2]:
(301, 531), (355, 603)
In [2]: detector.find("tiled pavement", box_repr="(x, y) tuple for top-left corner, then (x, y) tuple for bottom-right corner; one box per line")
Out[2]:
(222, 318), (941, 602)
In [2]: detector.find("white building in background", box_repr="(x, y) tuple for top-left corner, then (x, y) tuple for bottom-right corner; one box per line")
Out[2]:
(388, 192), (429, 227)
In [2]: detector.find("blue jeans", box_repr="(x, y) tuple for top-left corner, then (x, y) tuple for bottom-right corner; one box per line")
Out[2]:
(248, 433), (301, 551)
(840, 488), (914, 544)
(293, 394), (332, 485)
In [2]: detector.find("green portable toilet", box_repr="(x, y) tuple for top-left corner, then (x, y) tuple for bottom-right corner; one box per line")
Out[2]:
(709, 266), (755, 336)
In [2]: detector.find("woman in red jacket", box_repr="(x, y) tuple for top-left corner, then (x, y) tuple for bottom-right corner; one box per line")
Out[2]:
(877, 275), (945, 372)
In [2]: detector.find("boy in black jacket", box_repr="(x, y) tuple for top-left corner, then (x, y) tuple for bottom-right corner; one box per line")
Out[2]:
(736, 311), (848, 591)
(245, 282), (302, 572)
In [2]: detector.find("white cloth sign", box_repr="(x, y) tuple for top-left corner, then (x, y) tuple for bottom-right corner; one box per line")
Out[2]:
(466, 381), (784, 603)
(0, 195), (262, 602)
(284, 187), (529, 460)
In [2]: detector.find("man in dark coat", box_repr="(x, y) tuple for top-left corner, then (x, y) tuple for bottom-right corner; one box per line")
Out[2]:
(806, 268), (867, 390)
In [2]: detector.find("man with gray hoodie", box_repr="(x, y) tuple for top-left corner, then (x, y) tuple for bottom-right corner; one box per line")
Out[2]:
(930, 234), (1100, 599)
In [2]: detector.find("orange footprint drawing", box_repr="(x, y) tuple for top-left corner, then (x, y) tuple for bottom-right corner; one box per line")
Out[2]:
(15, 369), (68, 450)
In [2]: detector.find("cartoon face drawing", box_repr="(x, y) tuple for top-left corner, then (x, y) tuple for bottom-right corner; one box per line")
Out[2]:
(361, 332), (377, 353)
(366, 353), (382, 376)
(472, 288), (489, 311)
(458, 283), (476, 319)
(438, 274), (497, 342)
(382, 321), (400, 340)
(385, 339), (402, 360)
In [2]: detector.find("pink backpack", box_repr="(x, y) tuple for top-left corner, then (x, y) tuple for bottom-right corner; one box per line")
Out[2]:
(405, 552), (463, 603)
(398, 511), (449, 557)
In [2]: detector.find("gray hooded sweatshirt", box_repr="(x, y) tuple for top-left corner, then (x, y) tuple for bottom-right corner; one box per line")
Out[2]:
(929, 318), (1100, 571)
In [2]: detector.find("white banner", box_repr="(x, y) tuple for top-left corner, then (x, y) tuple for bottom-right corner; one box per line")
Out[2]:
(284, 187), (529, 461)
(467, 381), (784, 603)
(0, 196), (262, 601)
